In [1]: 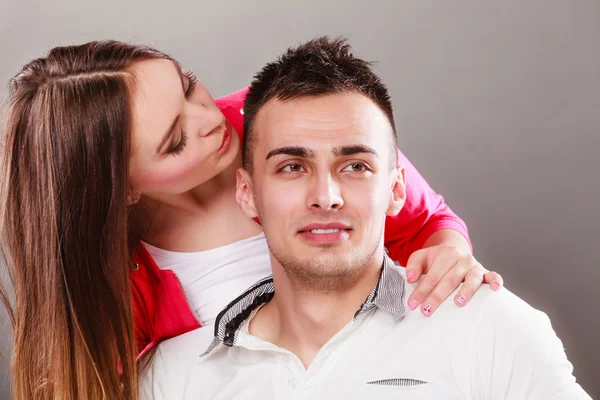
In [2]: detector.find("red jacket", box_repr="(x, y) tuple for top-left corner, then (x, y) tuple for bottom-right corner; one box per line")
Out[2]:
(130, 88), (470, 358)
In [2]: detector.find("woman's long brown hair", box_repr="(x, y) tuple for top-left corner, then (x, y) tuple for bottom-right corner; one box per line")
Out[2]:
(0, 41), (169, 399)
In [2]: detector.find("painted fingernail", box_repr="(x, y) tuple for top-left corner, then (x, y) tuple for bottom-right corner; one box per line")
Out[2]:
(456, 294), (466, 305)
(408, 300), (418, 311)
(422, 304), (433, 316)
(493, 280), (503, 290)
(407, 270), (416, 281)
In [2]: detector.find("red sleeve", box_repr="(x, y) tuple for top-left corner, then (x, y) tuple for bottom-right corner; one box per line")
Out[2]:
(214, 88), (471, 267)
(130, 247), (155, 359)
(131, 273), (152, 357)
(383, 149), (471, 266)
(215, 87), (249, 142)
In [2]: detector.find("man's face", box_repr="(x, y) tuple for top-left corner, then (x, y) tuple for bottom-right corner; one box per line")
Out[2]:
(237, 93), (406, 290)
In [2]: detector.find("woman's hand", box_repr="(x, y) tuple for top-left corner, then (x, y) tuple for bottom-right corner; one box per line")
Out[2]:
(405, 244), (503, 316)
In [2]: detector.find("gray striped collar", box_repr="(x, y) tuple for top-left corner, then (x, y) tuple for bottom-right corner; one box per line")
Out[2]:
(201, 255), (406, 357)
(355, 255), (406, 323)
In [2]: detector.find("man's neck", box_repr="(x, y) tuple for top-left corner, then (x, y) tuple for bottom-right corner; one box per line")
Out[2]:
(249, 254), (383, 369)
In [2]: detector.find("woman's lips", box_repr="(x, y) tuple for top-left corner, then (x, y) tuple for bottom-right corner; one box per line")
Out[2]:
(217, 122), (233, 154)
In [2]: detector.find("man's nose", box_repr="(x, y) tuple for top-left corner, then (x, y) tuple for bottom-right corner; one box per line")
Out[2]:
(307, 173), (344, 211)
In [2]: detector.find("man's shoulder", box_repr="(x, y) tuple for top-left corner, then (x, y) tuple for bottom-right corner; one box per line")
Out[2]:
(139, 326), (218, 399)
(454, 282), (548, 327)
(405, 274), (557, 352)
(157, 325), (217, 365)
(396, 264), (543, 328)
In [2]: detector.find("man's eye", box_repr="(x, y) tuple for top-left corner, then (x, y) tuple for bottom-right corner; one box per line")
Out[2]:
(342, 163), (368, 172)
(280, 163), (305, 172)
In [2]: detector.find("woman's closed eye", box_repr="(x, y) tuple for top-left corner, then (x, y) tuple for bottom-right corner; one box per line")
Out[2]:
(168, 127), (188, 156)
(164, 70), (197, 157)
(183, 70), (198, 98)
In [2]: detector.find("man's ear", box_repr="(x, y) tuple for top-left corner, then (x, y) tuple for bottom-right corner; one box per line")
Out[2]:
(236, 168), (259, 218)
(386, 166), (406, 217)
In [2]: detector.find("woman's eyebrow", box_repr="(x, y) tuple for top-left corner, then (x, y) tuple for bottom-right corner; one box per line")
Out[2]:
(156, 115), (180, 154)
(155, 62), (186, 154)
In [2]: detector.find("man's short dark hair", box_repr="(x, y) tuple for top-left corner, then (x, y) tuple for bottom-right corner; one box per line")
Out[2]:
(242, 36), (398, 172)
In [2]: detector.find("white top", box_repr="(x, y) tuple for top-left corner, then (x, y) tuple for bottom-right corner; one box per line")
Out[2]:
(142, 233), (271, 326)
(140, 262), (590, 400)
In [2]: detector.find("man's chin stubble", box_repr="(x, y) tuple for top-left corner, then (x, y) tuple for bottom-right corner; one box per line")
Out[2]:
(272, 250), (377, 293)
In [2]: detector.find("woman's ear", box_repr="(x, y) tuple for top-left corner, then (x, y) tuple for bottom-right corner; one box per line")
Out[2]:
(236, 168), (259, 218)
(387, 166), (406, 216)
(127, 188), (141, 205)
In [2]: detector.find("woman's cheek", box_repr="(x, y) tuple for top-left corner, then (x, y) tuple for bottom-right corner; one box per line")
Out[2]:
(135, 156), (206, 191)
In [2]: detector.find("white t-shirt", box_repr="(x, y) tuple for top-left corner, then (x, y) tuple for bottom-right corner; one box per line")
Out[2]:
(142, 233), (271, 326)
(140, 259), (590, 399)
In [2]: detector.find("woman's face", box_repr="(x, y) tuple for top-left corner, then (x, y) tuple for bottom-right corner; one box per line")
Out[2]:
(128, 59), (240, 198)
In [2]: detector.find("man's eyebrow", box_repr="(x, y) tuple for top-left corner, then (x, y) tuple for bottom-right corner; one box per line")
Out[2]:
(155, 63), (186, 155)
(266, 146), (314, 160)
(332, 145), (379, 158)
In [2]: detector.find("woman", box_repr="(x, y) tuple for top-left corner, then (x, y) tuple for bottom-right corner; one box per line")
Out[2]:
(0, 41), (500, 399)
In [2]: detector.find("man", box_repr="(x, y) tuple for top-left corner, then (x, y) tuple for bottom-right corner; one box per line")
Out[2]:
(140, 37), (590, 399)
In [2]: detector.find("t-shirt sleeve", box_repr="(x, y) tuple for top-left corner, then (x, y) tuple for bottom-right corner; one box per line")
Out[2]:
(472, 290), (591, 399)
(384, 149), (471, 266)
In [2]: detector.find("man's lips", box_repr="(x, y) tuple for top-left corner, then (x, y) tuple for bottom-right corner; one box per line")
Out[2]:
(298, 223), (352, 244)
(298, 222), (352, 233)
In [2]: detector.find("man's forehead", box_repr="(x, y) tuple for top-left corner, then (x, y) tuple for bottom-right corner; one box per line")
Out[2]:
(258, 92), (386, 122)
(255, 93), (392, 150)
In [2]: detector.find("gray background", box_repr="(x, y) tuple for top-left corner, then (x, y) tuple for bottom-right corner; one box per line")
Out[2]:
(1, 0), (598, 398)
